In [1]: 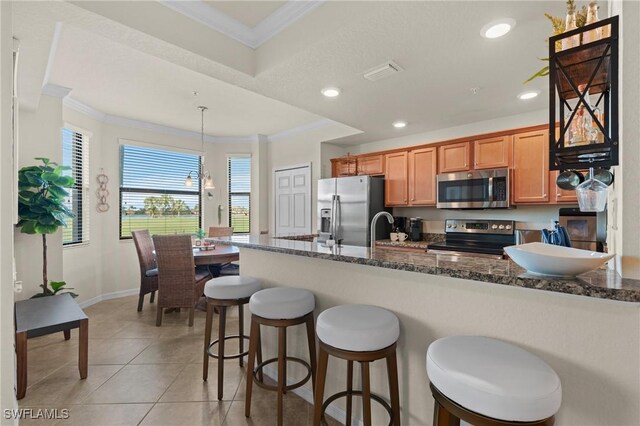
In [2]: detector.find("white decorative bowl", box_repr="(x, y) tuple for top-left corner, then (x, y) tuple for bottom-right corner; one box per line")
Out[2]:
(504, 242), (615, 277)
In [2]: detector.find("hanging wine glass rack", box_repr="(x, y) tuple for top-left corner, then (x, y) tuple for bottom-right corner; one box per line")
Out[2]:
(549, 15), (619, 171)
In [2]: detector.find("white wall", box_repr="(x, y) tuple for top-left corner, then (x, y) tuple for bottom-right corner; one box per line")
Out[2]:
(14, 95), (65, 300)
(608, 0), (640, 279)
(0, 0), (17, 419)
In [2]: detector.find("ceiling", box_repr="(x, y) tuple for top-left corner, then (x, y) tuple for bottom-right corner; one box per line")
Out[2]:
(49, 25), (322, 137)
(203, 1), (287, 28)
(13, 1), (590, 145)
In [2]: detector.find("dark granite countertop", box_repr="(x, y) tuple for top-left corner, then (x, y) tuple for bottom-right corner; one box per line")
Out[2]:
(375, 234), (444, 249)
(209, 235), (640, 304)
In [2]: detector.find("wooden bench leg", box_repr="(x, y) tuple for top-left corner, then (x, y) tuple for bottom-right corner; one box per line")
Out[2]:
(313, 346), (329, 426)
(16, 331), (27, 400)
(217, 306), (227, 401)
(238, 304), (244, 368)
(346, 360), (354, 426)
(361, 361), (372, 426)
(277, 326), (286, 426)
(79, 319), (88, 379)
(245, 316), (260, 418)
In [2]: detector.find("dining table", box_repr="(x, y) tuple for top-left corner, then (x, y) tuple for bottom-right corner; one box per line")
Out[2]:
(193, 245), (240, 266)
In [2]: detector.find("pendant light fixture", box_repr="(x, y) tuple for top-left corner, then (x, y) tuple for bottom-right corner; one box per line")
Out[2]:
(185, 105), (215, 190)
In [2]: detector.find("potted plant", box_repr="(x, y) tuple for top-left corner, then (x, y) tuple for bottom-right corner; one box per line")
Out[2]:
(17, 158), (78, 298)
(194, 228), (207, 246)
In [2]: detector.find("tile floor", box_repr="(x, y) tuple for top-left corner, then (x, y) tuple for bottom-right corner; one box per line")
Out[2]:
(18, 295), (338, 426)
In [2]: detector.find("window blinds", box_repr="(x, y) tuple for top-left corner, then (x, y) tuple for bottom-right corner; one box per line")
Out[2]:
(62, 128), (90, 245)
(119, 144), (201, 239)
(228, 156), (251, 233)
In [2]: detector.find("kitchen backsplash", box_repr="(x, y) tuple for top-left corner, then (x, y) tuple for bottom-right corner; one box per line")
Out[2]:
(392, 205), (567, 233)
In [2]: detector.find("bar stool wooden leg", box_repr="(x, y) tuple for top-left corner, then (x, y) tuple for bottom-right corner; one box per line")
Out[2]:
(313, 346), (329, 426)
(203, 301), (214, 381)
(256, 323), (263, 382)
(217, 305), (227, 401)
(433, 400), (459, 426)
(361, 361), (372, 426)
(386, 351), (401, 426)
(305, 315), (317, 393)
(245, 316), (259, 417)
(277, 326), (286, 426)
(346, 360), (354, 426)
(238, 304), (244, 367)
(150, 291), (155, 303)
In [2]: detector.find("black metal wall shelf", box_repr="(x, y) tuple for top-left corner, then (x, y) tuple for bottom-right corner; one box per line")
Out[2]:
(549, 16), (619, 171)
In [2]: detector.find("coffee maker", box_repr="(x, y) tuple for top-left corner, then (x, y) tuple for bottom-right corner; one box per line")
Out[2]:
(409, 217), (422, 242)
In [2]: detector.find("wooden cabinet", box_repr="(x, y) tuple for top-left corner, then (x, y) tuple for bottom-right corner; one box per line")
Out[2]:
(550, 171), (580, 204)
(408, 147), (437, 206)
(384, 151), (408, 206)
(513, 130), (549, 203)
(438, 142), (472, 173)
(331, 158), (356, 177)
(357, 154), (385, 176)
(474, 136), (512, 169)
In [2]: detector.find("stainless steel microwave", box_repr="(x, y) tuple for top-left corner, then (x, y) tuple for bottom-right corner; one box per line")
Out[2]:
(436, 168), (509, 209)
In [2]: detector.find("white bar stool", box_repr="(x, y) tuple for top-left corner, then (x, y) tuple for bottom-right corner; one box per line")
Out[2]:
(313, 304), (401, 426)
(245, 287), (317, 426)
(426, 336), (562, 426)
(202, 276), (262, 400)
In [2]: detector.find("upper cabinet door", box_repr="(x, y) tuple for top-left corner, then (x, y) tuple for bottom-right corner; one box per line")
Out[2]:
(357, 154), (385, 176)
(384, 151), (408, 206)
(408, 147), (437, 206)
(438, 142), (472, 173)
(513, 130), (549, 203)
(331, 159), (355, 177)
(474, 136), (512, 169)
(550, 170), (580, 204)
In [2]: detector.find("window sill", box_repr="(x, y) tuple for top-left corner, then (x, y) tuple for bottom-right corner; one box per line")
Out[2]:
(63, 242), (90, 250)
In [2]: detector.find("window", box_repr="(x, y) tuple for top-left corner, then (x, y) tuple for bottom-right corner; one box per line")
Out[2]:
(228, 156), (251, 234)
(119, 143), (201, 239)
(62, 128), (89, 245)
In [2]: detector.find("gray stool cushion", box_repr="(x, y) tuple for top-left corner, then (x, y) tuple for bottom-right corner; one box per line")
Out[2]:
(316, 304), (399, 352)
(426, 336), (562, 422)
(249, 287), (315, 320)
(204, 276), (261, 300)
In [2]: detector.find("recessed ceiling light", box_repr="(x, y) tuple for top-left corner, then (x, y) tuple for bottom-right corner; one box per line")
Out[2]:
(481, 18), (516, 39)
(518, 90), (541, 100)
(321, 87), (340, 98)
(393, 121), (407, 129)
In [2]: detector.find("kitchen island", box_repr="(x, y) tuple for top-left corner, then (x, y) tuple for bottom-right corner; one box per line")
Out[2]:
(211, 235), (640, 426)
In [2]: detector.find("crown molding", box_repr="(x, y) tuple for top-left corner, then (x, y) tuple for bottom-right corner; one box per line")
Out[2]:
(41, 83), (72, 99)
(253, 1), (324, 46)
(63, 97), (106, 121)
(159, 0), (324, 49)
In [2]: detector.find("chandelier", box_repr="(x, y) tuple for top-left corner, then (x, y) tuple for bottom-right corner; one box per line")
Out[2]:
(185, 105), (215, 189)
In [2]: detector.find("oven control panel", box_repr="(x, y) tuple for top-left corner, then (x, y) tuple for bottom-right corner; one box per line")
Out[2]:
(445, 219), (515, 235)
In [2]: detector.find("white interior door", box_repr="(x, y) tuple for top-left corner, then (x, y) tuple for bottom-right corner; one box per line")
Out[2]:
(274, 164), (311, 237)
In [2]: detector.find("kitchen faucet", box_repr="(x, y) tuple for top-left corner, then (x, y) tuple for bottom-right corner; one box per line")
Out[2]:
(370, 211), (394, 253)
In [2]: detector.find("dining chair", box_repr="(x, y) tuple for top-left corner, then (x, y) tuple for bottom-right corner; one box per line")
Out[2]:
(131, 230), (158, 312)
(208, 227), (233, 237)
(207, 227), (239, 276)
(152, 234), (212, 327)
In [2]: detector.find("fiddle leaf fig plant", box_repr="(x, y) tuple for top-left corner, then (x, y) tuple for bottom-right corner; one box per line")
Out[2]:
(17, 158), (77, 298)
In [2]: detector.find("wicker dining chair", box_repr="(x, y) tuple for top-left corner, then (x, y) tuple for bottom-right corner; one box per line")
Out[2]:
(131, 230), (158, 312)
(152, 234), (212, 327)
(208, 227), (233, 237)
(208, 227), (239, 276)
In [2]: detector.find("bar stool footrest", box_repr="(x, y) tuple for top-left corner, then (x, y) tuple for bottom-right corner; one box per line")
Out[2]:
(320, 390), (393, 426)
(252, 356), (312, 392)
(207, 334), (250, 360)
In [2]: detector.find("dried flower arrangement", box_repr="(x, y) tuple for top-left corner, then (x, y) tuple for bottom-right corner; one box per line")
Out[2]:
(525, 0), (590, 84)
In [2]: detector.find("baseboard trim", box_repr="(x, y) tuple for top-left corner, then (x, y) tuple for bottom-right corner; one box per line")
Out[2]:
(260, 364), (362, 426)
(78, 288), (139, 309)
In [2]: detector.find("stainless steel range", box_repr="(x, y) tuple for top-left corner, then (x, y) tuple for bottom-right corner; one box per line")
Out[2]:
(426, 219), (515, 259)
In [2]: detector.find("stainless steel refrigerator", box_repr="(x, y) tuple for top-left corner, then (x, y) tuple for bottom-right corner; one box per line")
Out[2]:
(317, 176), (388, 246)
